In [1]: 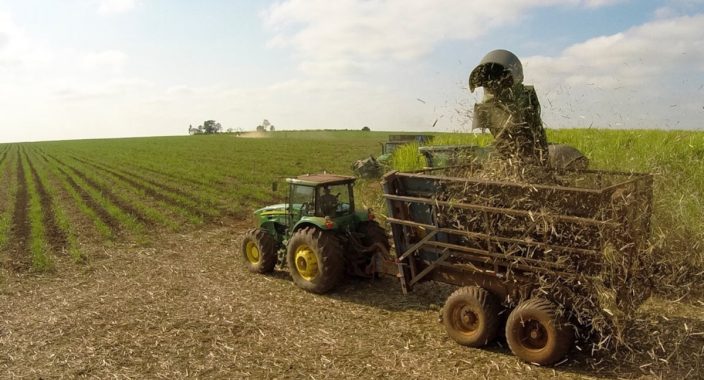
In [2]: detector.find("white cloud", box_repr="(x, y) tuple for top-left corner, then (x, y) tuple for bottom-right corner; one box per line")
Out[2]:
(97, 0), (139, 15)
(525, 14), (704, 88)
(0, 13), (55, 79)
(81, 50), (128, 73)
(262, 0), (624, 76)
(580, 0), (626, 8)
(53, 78), (153, 101)
(655, 0), (704, 18)
(522, 14), (704, 129)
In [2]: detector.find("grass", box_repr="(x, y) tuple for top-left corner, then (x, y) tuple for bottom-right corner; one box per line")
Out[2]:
(25, 146), (83, 262)
(21, 150), (52, 270)
(41, 152), (116, 241)
(0, 145), (14, 251)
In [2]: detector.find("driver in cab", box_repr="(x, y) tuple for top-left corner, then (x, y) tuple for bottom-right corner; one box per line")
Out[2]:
(318, 186), (338, 216)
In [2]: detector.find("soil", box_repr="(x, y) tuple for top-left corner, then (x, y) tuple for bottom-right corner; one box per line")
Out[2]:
(55, 166), (122, 234)
(27, 159), (68, 252)
(8, 153), (30, 270)
(0, 221), (702, 379)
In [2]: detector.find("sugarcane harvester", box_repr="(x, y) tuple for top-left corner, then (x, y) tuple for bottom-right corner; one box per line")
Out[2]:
(375, 50), (654, 365)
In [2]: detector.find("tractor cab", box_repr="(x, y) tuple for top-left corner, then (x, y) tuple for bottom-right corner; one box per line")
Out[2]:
(286, 174), (356, 222)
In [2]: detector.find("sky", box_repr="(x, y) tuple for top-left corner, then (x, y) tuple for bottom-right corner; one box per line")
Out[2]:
(0, 0), (703, 143)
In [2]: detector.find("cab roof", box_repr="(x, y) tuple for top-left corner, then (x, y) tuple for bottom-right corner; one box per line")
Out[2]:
(286, 173), (356, 187)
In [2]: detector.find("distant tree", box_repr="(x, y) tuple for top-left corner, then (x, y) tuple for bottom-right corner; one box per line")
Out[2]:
(256, 119), (273, 132)
(202, 120), (222, 134)
(270, 125), (275, 132)
(226, 128), (234, 133)
(362, 126), (370, 131)
(188, 124), (203, 135)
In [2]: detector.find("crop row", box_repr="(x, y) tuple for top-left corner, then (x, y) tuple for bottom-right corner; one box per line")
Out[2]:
(0, 132), (385, 270)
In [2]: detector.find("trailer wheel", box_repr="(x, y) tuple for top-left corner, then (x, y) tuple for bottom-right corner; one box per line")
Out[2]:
(505, 298), (573, 365)
(241, 228), (277, 274)
(442, 286), (501, 347)
(287, 227), (344, 294)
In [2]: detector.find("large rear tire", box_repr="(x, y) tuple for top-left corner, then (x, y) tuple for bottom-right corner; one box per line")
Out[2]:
(241, 228), (277, 274)
(286, 227), (345, 294)
(443, 286), (501, 347)
(505, 298), (574, 365)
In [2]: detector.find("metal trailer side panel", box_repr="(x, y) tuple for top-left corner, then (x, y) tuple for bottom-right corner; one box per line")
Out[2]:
(382, 169), (653, 306)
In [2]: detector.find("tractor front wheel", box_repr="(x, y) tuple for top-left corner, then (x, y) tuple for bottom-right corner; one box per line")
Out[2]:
(241, 228), (277, 274)
(505, 298), (574, 365)
(286, 227), (345, 294)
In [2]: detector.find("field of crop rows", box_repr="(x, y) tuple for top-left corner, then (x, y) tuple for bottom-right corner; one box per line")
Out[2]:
(2, 128), (703, 284)
(0, 132), (383, 271)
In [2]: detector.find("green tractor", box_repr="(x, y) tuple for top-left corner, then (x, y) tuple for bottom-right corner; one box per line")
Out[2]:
(241, 173), (390, 294)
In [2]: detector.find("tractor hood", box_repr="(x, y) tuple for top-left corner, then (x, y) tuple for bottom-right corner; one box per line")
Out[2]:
(252, 203), (299, 229)
(254, 203), (299, 216)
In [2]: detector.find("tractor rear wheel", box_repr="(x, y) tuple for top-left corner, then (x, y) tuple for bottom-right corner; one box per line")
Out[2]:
(286, 227), (345, 294)
(442, 286), (501, 347)
(505, 298), (574, 365)
(241, 228), (277, 274)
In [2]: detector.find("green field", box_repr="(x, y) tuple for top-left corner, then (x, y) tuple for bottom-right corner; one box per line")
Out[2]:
(0, 129), (702, 292)
(0, 131), (385, 270)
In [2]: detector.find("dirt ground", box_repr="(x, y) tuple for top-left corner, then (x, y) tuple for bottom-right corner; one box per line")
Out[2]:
(1, 221), (702, 379)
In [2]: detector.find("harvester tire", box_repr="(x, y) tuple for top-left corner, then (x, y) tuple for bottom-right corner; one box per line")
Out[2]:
(241, 228), (277, 274)
(442, 286), (501, 347)
(505, 298), (573, 365)
(287, 227), (345, 294)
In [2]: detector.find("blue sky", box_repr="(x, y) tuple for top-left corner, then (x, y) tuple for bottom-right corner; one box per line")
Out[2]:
(0, 0), (703, 142)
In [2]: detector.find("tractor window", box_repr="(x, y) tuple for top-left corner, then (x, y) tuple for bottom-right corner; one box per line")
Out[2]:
(290, 185), (315, 216)
(316, 184), (352, 217)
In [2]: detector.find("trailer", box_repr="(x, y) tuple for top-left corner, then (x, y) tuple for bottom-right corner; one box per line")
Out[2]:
(379, 167), (653, 365)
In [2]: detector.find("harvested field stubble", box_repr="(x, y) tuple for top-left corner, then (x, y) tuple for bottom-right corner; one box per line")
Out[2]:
(1, 224), (701, 379)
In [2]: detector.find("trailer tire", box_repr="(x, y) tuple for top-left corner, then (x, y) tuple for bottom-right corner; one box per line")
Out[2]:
(287, 227), (344, 294)
(505, 298), (573, 365)
(241, 228), (277, 274)
(442, 286), (501, 347)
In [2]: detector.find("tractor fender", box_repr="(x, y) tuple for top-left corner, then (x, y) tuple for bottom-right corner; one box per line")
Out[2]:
(292, 219), (329, 233)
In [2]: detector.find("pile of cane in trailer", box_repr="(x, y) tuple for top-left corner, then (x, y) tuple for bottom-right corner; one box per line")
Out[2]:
(433, 162), (655, 354)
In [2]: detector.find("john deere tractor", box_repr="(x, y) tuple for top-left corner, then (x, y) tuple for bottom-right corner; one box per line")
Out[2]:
(241, 173), (390, 294)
